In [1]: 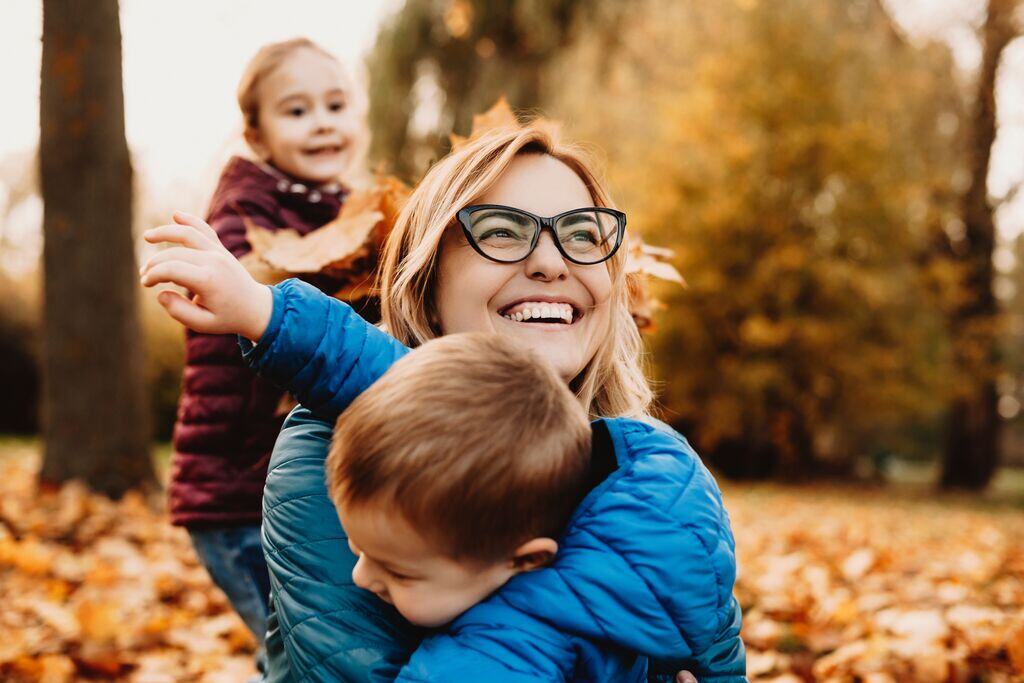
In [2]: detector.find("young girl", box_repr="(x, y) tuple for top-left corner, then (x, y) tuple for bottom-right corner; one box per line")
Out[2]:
(167, 37), (365, 678)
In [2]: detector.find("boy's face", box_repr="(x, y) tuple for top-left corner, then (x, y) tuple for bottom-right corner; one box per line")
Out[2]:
(246, 47), (363, 184)
(339, 502), (517, 628)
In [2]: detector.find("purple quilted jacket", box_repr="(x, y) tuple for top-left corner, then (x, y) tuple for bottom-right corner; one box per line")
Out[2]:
(168, 156), (346, 527)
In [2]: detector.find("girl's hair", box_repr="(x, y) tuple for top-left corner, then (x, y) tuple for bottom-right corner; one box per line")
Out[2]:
(236, 37), (337, 130)
(378, 124), (653, 418)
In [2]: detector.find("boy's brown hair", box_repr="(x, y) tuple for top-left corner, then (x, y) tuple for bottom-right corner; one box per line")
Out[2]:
(326, 332), (592, 562)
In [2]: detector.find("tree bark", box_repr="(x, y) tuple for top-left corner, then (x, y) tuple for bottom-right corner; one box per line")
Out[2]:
(39, 0), (154, 496)
(940, 0), (1019, 490)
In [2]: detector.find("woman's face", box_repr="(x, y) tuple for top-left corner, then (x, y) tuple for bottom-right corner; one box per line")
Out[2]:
(434, 154), (614, 382)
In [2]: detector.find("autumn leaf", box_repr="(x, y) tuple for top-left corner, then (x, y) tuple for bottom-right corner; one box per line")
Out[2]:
(239, 175), (411, 301)
(624, 236), (686, 333)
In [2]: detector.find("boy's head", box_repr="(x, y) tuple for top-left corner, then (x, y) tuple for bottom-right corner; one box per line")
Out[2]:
(237, 38), (366, 184)
(327, 332), (592, 627)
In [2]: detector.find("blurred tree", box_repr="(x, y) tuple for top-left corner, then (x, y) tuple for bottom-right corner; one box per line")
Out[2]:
(938, 0), (1021, 490)
(365, 0), (621, 180)
(39, 0), (154, 496)
(553, 0), (964, 479)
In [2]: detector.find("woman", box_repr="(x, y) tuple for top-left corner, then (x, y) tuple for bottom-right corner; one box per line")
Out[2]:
(257, 124), (744, 682)
(144, 123), (745, 682)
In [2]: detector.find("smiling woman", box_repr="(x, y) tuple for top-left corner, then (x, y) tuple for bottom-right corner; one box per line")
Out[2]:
(138, 120), (742, 682)
(245, 123), (742, 682)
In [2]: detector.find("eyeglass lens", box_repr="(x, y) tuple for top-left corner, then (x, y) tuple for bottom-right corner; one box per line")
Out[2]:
(465, 207), (619, 263)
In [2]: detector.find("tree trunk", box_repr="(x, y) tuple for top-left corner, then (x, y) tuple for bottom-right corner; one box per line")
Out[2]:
(940, 0), (1019, 490)
(39, 0), (154, 497)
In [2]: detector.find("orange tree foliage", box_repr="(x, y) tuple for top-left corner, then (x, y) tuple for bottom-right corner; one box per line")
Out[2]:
(1, 447), (1022, 682)
(550, 0), (968, 478)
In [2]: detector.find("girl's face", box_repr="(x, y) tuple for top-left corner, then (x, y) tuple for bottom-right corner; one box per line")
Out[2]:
(434, 154), (614, 383)
(246, 47), (362, 184)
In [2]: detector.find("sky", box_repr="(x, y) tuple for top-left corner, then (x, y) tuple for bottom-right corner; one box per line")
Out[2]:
(0, 0), (1021, 275)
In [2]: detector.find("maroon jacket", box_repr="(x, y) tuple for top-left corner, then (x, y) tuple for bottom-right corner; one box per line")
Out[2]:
(169, 156), (346, 527)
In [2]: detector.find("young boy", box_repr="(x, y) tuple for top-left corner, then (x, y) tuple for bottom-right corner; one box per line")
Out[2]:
(241, 279), (745, 682)
(327, 332), (592, 631)
(141, 217), (746, 681)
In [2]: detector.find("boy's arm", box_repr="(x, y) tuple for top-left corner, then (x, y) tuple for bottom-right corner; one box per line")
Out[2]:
(140, 212), (409, 421)
(395, 602), (576, 683)
(262, 406), (423, 683)
(240, 278), (410, 421)
(647, 597), (747, 682)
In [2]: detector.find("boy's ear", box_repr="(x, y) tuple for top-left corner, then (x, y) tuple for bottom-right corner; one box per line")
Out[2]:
(244, 127), (269, 160)
(510, 538), (558, 574)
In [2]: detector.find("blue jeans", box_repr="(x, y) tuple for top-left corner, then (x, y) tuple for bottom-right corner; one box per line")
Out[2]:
(189, 525), (270, 679)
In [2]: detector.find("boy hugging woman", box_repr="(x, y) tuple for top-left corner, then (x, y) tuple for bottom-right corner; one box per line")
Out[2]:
(149, 36), (745, 683)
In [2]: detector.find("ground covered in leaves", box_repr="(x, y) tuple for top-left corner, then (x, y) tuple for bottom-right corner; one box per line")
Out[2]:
(1, 442), (1022, 682)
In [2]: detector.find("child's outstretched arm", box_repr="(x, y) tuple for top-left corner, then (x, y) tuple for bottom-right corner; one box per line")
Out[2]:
(240, 277), (409, 420)
(141, 212), (409, 421)
(141, 212), (274, 341)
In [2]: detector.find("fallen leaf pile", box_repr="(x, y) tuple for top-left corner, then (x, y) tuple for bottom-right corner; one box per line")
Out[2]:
(727, 485), (1024, 682)
(0, 446), (258, 682)
(2, 442), (1021, 681)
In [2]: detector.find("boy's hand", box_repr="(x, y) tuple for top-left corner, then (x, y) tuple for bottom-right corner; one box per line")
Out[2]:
(140, 211), (273, 341)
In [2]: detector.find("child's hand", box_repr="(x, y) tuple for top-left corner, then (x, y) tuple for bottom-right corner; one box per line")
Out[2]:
(140, 211), (273, 341)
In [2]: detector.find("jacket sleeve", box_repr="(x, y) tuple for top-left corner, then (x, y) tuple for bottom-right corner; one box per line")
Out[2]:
(241, 278), (410, 422)
(647, 597), (747, 682)
(395, 602), (576, 683)
(261, 405), (424, 683)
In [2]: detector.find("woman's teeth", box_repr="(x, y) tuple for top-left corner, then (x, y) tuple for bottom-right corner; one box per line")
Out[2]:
(502, 303), (574, 324)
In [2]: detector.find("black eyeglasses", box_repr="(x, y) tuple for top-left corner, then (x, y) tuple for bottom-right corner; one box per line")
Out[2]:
(456, 204), (626, 265)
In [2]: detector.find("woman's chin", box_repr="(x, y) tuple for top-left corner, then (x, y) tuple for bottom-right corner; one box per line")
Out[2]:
(494, 315), (583, 380)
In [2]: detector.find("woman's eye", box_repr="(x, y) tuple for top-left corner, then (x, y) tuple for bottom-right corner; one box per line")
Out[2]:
(480, 228), (519, 239)
(568, 229), (599, 244)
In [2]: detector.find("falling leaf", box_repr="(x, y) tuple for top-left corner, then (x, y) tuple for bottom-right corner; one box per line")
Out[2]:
(450, 96), (519, 150)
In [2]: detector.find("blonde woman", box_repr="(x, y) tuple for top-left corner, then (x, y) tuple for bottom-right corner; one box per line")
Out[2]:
(142, 125), (745, 682)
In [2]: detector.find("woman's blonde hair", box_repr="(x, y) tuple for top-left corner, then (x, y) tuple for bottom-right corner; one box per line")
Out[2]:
(378, 124), (653, 418)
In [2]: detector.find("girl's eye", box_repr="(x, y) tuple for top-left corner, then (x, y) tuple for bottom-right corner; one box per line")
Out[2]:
(329, 101), (346, 112)
(288, 107), (306, 117)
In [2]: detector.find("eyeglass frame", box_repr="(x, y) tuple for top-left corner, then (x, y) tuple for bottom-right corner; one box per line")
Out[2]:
(455, 204), (627, 266)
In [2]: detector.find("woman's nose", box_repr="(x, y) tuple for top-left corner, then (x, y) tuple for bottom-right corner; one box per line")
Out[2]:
(523, 232), (569, 282)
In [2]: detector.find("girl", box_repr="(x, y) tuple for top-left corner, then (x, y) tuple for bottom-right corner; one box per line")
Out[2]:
(166, 37), (365, 679)
(144, 125), (743, 682)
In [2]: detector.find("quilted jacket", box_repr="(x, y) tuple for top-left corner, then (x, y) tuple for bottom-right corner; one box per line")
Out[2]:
(169, 156), (346, 527)
(243, 278), (747, 682)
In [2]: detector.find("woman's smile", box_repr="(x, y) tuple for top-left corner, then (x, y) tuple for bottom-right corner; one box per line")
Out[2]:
(435, 154), (612, 381)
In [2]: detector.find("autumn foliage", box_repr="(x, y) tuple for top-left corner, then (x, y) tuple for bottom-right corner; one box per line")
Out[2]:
(2, 444), (1022, 682)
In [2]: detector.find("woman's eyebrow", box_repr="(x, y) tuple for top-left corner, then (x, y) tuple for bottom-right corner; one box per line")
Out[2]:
(559, 211), (600, 226)
(477, 208), (532, 224)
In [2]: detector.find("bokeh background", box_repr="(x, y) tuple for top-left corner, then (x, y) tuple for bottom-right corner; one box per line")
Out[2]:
(2, 1), (1024, 681)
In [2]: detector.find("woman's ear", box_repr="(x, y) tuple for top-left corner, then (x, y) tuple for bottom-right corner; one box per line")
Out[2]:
(510, 538), (558, 573)
(244, 126), (269, 161)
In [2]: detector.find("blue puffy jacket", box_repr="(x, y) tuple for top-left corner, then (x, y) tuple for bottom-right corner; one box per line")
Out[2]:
(244, 279), (747, 682)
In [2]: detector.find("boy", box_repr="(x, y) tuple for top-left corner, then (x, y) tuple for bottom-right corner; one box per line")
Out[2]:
(141, 216), (746, 681)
